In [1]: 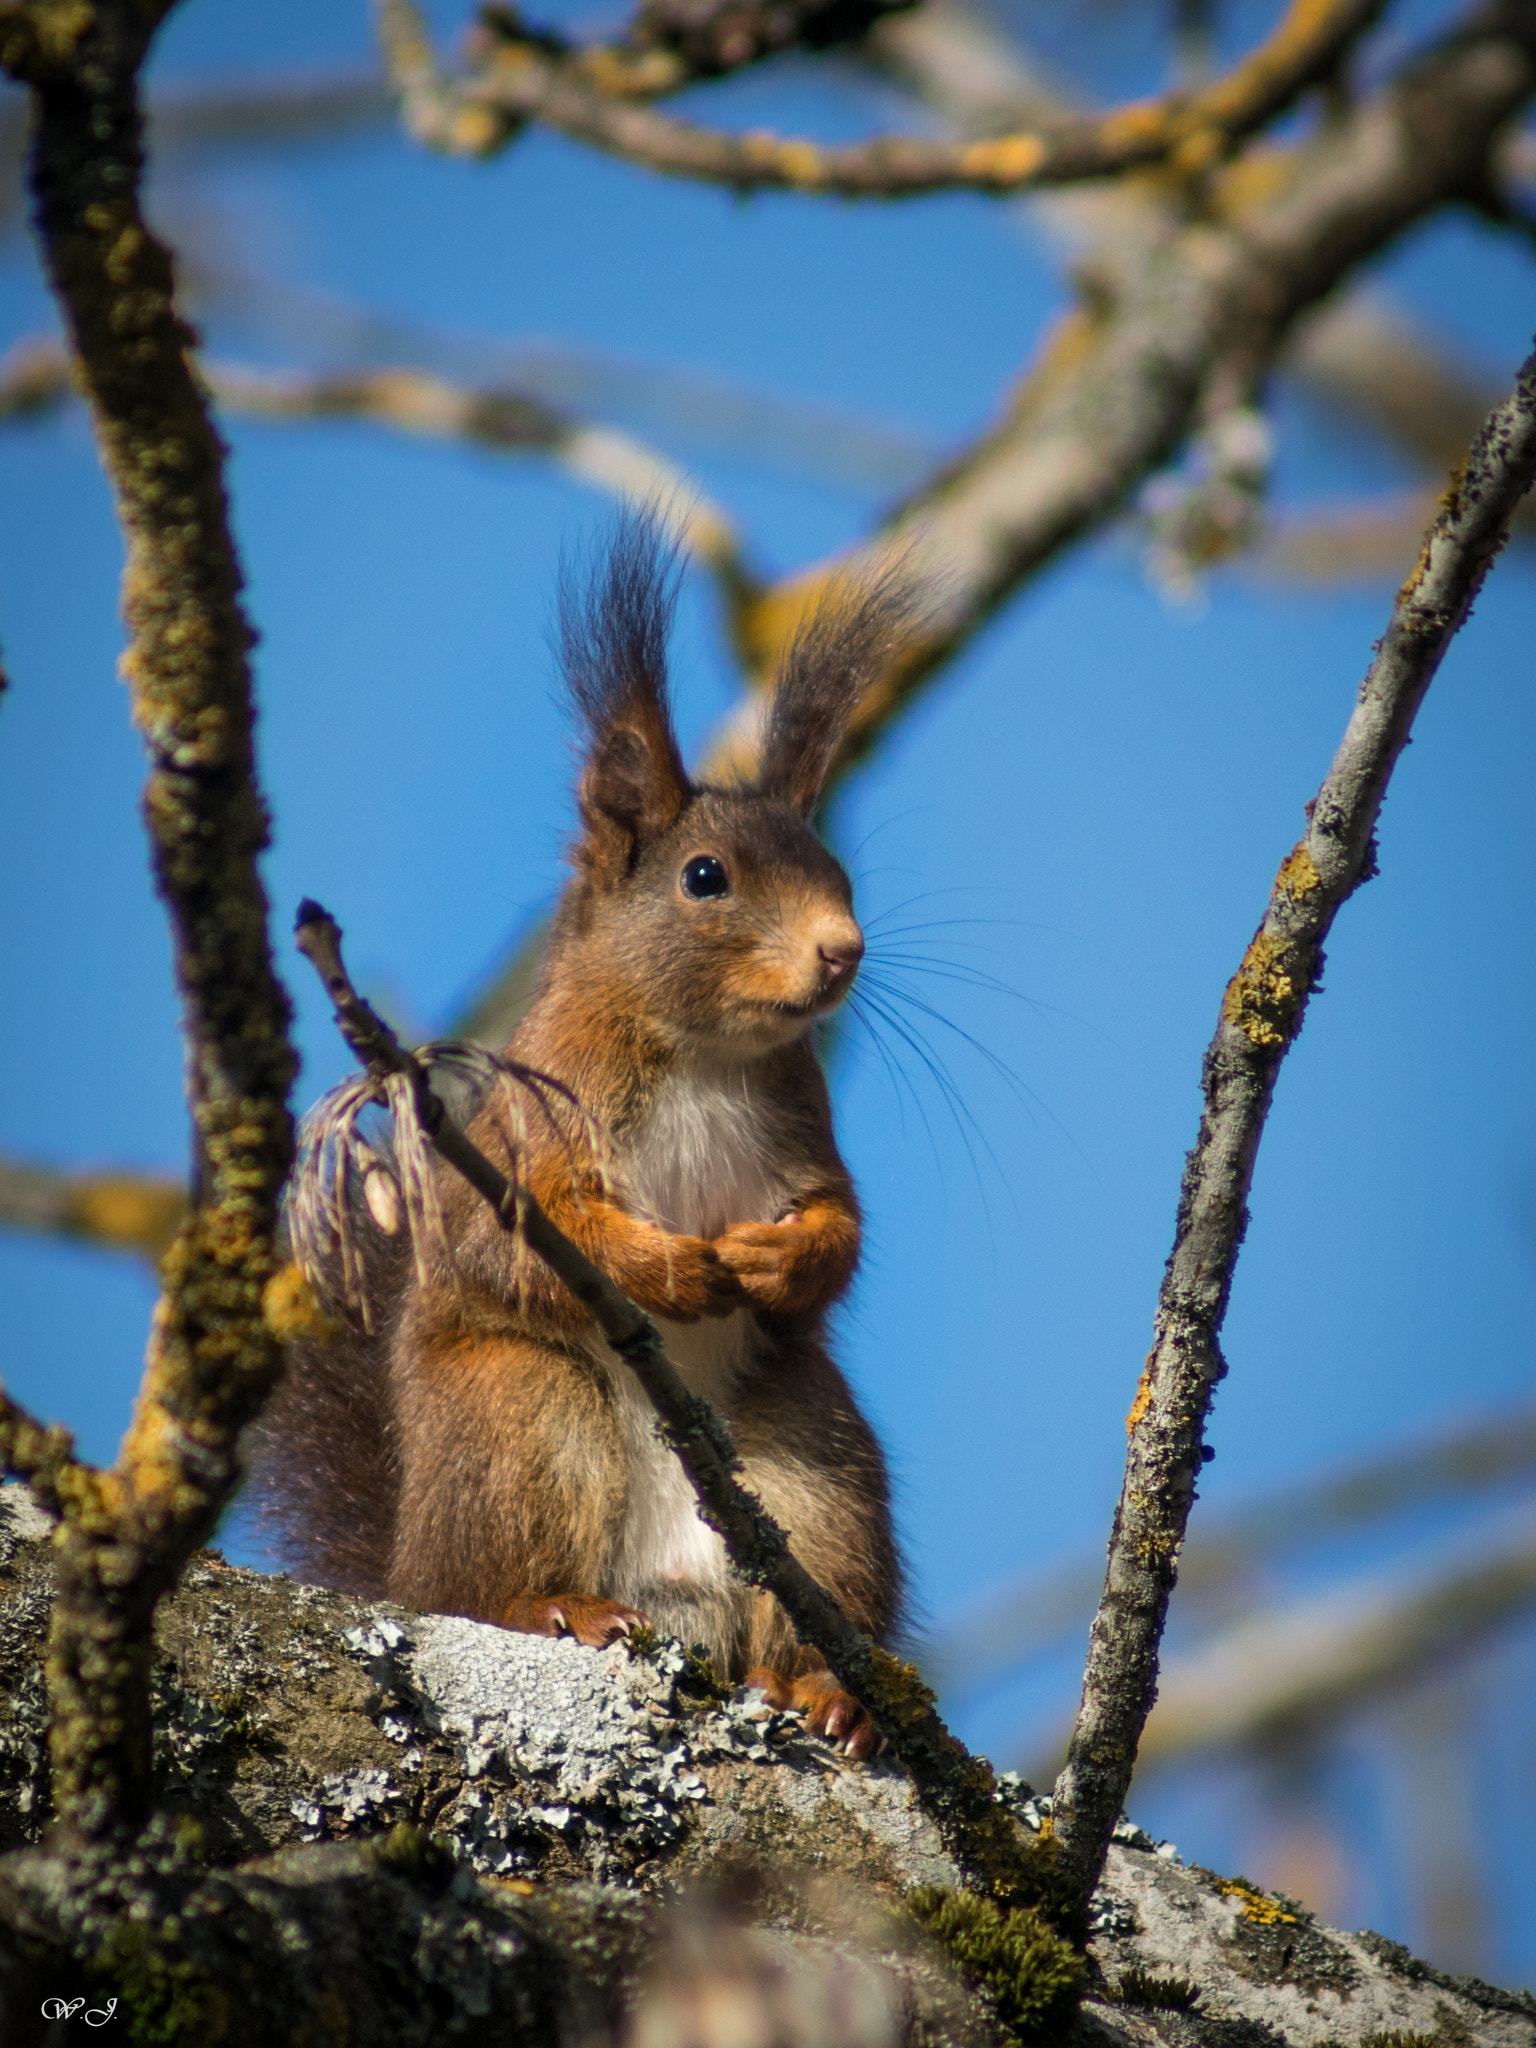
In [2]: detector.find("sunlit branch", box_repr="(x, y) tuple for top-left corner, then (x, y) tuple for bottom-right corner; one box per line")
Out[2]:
(379, 0), (1384, 194)
(1047, 335), (1536, 1904)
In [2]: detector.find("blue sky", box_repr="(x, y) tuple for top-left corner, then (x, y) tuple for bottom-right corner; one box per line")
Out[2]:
(1, 0), (1534, 1973)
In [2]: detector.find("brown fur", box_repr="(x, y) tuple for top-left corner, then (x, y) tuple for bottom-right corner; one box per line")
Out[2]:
(253, 518), (906, 1749)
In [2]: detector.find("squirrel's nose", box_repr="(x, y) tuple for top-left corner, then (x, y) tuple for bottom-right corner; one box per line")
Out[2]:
(816, 929), (865, 983)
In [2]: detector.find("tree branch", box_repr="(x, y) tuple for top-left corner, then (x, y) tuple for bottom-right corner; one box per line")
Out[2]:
(0, 338), (755, 595)
(431, 1), (1536, 1068)
(1045, 335), (1536, 1904)
(2, 0), (300, 1840)
(293, 900), (1050, 1912)
(706, 0), (1536, 778)
(1131, 1520), (1536, 1768)
(923, 1397), (1536, 1698)
(380, 0), (1385, 193)
(0, 1150), (185, 1259)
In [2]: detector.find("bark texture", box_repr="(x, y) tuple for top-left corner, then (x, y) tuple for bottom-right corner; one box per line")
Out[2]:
(2, 1492), (1533, 2048)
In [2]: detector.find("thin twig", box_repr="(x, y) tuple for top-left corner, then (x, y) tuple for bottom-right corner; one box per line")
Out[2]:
(294, 899), (1046, 1908)
(381, 0), (1384, 192)
(1046, 335), (1536, 1904)
(2, 0), (300, 1840)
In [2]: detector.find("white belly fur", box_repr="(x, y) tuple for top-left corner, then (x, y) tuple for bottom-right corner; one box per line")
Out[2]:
(603, 1063), (785, 1606)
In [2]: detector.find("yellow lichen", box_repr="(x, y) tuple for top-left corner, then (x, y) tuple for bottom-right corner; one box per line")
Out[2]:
(262, 1264), (345, 1344)
(865, 1644), (939, 1729)
(1169, 125), (1225, 174)
(960, 134), (1048, 187)
(1221, 930), (1298, 1048)
(1277, 842), (1321, 900)
(776, 140), (828, 188)
(67, 1174), (186, 1258)
(1217, 1877), (1297, 1926)
(1125, 1358), (1156, 1435)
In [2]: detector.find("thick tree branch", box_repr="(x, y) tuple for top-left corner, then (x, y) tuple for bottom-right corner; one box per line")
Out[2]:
(1, 0), (299, 1840)
(1045, 336), (1536, 1904)
(294, 901), (1049, 1911)
(380, 0), (1384, 192)
(704, 0), (1536, 779)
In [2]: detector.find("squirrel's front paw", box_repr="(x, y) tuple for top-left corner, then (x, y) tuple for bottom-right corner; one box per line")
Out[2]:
(713, 1217), (814, 1313)
(650, 1234), (744, 1320)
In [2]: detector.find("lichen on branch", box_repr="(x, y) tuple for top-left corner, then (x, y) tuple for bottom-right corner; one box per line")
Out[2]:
(1, 0), (299, 1839)
(379, 0), (1385, 195)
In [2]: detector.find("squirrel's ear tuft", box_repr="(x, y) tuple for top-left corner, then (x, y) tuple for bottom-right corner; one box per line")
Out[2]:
(560, 513), (690, 879)
(757, 565), (918, 815)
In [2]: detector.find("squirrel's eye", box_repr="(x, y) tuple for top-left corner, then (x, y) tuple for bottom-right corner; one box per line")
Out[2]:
(681, 855), (730, 900)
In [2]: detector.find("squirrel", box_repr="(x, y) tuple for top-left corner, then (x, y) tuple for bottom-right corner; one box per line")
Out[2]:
(255, 519), (905, 1758)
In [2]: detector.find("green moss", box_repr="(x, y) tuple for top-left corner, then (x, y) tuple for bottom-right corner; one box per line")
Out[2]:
(907, 1885), (1087, 2044)
(93, 1918), (228, 2048)
(1112, 1967), (1201, 2011)
(369, 1821), (455, 1891)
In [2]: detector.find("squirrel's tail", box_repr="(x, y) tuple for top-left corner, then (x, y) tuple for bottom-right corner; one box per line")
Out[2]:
(246, 1300), (402, 1600)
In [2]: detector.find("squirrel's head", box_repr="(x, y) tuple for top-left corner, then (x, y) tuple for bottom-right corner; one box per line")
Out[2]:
(556, 517), (911, 1059)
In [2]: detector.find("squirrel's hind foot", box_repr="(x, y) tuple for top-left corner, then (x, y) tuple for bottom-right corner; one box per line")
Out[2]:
(741, 1665), (885, 1761)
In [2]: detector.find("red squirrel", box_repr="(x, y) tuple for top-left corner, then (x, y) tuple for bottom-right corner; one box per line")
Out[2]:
(256, 521), (904, 1757)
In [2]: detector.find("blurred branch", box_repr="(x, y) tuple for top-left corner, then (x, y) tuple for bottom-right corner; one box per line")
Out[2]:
(174, 261), (937, 493)
(1289, 294), (1508, 473)
(0, 338), (756, 593)
(0, 67), (390, 234)
(3, 0), (300, 1840)
(0, 1151), (185, 1259)
(1128, 1518), (1536, 1767)
(380, 0), (1385, 193)
(1251, 489), (1443, 582)
(863, 0), (1071, 133)
(712, 0), (1536, 773)
(924, 1401), (1536, 1698)
(867, 7), (1536, 564)
(1048, 333), (1536, 1904)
